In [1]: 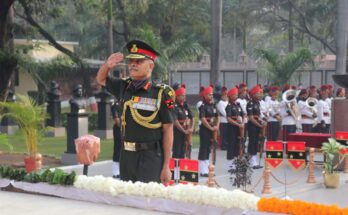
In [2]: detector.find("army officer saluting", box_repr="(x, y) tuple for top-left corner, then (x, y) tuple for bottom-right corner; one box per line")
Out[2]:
(96, 40), (174, 184)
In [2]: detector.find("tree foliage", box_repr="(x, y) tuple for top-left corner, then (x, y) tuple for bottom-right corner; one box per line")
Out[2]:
(255, 48), (314, 86)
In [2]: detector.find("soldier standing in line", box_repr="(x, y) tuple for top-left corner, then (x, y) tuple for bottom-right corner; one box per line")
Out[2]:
(96, 40), (174, 183)
(237, 83), (249, 138)
(266, 86), (281, 141)
(111, 99), (122, 178)
(279, 86), (297, 141)
(317, 85), (331, 133)
(216, 86), (228, 150)
(172, 84), (194, 158)
(225, 87), (244, 171)
(298, 89), (317, 133)
(308, 85), (318, 99)
(246, 85), (265, 169)
(198, 86), (220, 177)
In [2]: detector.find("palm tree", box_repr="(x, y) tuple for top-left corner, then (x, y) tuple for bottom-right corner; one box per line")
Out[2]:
(133, 26), (205, 82)
(255, 48), (314, 86)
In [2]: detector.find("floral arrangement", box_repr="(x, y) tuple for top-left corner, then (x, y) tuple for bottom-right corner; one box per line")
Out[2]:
(257, 197), (348, 215)
(74, 175), (259, 211)
(0, 165), (76, 185)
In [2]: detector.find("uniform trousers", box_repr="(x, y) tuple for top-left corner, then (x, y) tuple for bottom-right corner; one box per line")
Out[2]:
(113, 125), (122, 162)
(282, 125), (296, 141)
(314, 124), (331, 133)
(173, 127), (186, 158)
(120, 142), (163, 183)
(198, 125), (213, 160)
(219, 123), (228, 149)
(226, 124), (240, 159)
(247, 122), (261, 156)
(267, 121), (280, 141)
(302, 123), (314, 133)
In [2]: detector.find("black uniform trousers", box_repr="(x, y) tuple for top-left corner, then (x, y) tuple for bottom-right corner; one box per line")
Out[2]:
(120, 142), (163, 183)
(219, 123), (228, 149)
(113, 125), (122, 162)
(302, 124), (314, 133)
(247, 122), (261, 156)
(198, 125), (213, 160)
(267, 121), (280, 141)
(226, 124), (240, 159)
(314, 124), (331, 133)
(282, 125), (297, 141)
(173, 127), (186, 158)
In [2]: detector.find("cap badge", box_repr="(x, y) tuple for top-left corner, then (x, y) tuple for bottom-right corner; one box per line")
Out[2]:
(130, 44), (138, 53)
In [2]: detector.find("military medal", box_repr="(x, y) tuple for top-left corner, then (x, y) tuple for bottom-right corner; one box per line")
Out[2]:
(132, 96), (158, 111)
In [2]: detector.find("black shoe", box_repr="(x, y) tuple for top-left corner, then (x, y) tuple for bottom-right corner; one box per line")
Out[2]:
(113, 175), (120, 179)
(252, 165), (263, 170)
(200, 173), (209, 177)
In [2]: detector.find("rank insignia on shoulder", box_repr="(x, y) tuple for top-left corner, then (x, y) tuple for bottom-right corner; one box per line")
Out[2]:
(164, 98), (174, 109)
(132, 96), (158, 111)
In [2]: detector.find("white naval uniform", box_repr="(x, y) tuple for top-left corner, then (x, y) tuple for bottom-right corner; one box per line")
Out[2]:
(317, 99), (331, 125)
(237, 98), (248, 123)
(196, 100), (203, 125)
(280, 100), (297, 140)
(216, 100), (228, 123)
(279, 101), (296, 126)
(267, 99), (281, 122)
(260, 100), (269, 120)
(298, 100), (316, 125)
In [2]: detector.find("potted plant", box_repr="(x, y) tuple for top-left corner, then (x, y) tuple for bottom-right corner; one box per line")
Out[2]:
(321, 138), (345, 188)
(0, 94), (46, 172)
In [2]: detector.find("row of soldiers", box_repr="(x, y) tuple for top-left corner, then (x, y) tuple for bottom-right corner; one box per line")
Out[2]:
(171, 83), (345, 176)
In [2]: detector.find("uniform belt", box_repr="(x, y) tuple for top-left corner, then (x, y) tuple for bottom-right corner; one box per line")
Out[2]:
(205, 117), (212, 121)
(324, 112), (329, 116)
(123, 141), (158, 152)
(229, 116), (239, 119)
(177, 120), (187, 125)
(252, 115), (260, 119)
(301, 115), (313, 119)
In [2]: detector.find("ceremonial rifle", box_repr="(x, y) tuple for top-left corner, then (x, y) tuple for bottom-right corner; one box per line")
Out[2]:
(211, 117), (219, 165)
(184, 119), (192, 159)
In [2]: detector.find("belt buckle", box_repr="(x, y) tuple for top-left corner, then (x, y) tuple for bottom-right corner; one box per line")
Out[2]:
(124, 142), (136, 151)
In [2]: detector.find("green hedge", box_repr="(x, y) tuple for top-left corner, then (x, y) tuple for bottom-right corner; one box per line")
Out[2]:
(0, 166), (76, 186)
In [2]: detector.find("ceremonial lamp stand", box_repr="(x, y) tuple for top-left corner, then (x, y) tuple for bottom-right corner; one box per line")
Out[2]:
(262, 162), (272, 194)
(307, 148), (316, 183)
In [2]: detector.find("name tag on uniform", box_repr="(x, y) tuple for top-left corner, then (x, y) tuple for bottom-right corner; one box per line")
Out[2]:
(132, 96), (158, 111)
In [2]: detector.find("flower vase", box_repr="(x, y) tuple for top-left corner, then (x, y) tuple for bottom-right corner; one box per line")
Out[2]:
(24, 153), (42, 173)
(323, 172), (340, 188)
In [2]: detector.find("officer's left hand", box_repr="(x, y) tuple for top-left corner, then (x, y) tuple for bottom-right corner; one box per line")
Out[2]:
(160, 166), (172, 184)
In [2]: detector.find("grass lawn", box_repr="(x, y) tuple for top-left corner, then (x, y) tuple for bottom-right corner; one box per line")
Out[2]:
(0, 133), (200, 162)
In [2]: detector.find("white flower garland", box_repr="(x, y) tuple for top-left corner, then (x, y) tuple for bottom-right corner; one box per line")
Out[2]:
(74, 175), (259, 211)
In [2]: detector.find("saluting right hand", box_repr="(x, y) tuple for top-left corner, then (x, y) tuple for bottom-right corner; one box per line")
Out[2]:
(106, 52), (124, 70)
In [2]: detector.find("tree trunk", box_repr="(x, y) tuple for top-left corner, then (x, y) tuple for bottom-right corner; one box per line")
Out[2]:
(336, 0), (348, 75)
(242, 19), (247, 51)
(210, 0), (222, 85)
(0, 0), (16, 102)
(288, 6), (294, 52)
(116, 0), (129, 43)
(233, 17), (237, 62)
(107, 0), (114, 56)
